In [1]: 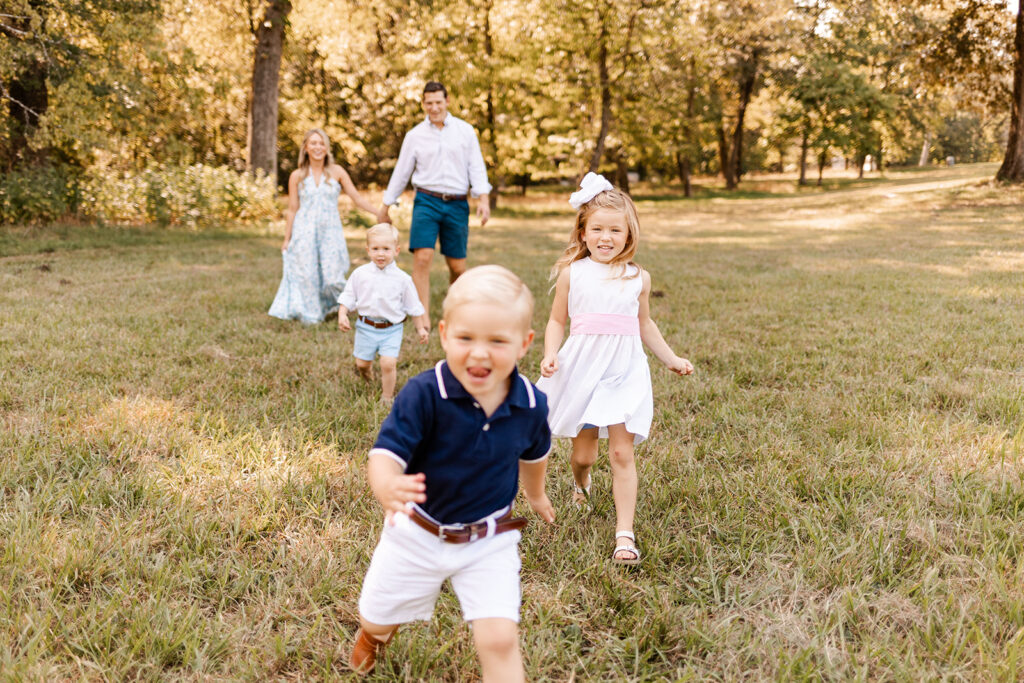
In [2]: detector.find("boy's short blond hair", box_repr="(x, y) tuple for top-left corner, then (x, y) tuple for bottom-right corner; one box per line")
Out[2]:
(366, 222), (400, 245)
(442, 265), (534, 331)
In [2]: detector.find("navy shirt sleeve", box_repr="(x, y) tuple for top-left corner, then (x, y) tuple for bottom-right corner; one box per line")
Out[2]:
(373, 374), (433, 466)
(519, 388), (551, 462)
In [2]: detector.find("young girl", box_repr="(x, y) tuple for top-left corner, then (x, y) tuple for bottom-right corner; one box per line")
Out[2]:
(269, 128), (389, 324)
(537, 172), (693, 566)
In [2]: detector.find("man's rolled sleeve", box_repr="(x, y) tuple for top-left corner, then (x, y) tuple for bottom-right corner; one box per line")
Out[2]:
(466, 128), (492, 198)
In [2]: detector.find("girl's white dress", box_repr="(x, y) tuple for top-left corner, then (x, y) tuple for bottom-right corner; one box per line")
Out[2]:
(537, 257), (653, 444)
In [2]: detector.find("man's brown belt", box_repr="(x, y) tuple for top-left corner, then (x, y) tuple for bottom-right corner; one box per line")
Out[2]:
(409, 507), (527, 543)
(416, 188), (468, 201)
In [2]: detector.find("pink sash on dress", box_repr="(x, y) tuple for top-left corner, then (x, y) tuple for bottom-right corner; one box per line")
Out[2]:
(569, 313), (640, 336)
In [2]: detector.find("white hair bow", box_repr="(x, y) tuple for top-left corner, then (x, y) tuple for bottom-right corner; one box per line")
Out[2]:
(568, 172), (614, 209)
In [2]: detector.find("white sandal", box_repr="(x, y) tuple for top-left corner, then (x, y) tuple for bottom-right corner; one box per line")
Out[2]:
(612, 530), (641, 566)
(572, 476), (591, 509)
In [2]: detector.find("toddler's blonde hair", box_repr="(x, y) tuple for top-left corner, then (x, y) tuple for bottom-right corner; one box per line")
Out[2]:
(367, 223), (400, 245)
(552, 187), (640, 280)
(442, 265), (534, 330)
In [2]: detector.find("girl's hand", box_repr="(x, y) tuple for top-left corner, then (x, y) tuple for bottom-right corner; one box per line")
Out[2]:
(667, 356), (694, 376)
(540, 355), (558, 378)
(378, 472), (426, 517)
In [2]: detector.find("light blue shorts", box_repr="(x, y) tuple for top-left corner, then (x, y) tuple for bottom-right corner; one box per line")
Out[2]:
(353, 320), (404, 361)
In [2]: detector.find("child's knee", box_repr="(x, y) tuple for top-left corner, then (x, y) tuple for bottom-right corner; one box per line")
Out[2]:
(608, 444), (635, 468)
(379, 356), (398, 371)
(473, 619), (519, 659)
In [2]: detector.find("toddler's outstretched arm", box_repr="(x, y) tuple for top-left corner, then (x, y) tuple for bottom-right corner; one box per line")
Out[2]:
(540, 268), (570, 377)
(638, 270), (694, 376)
(367, 452), (427, 522)
(519, 458), (555, 523)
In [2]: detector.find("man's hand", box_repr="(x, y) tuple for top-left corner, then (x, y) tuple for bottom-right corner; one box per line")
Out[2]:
(476, 195), (490, 226)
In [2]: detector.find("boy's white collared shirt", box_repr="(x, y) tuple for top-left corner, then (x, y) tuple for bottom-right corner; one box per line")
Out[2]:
(382, 113), (492, 205)
(337, 262), (425, 323)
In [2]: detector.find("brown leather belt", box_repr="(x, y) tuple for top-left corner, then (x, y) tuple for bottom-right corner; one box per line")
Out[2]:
(416, 188), (467, 201)
(358, 315), (400, 329)
(409, 507), (527, 543)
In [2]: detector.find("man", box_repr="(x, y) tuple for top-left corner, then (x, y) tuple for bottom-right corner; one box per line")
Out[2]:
(381, 81), (491, 329)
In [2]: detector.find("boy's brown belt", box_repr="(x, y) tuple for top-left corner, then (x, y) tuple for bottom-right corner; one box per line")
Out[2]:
(416, 188), (467, 201)
(410, 508), (527, 543)
(358, 315), (400, 329)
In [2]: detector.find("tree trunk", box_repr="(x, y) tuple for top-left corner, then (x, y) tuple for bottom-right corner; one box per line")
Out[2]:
(798, 126), (809, 186)
(997, 4), (1024, 182)
(3, 4), (49, 169)
(676, 151), (692, 197)
(483, 0), (499, 209)
(247, 0), (292, 179)
(587, 25), (612, 175)
(725, 52), (760, 190)
(718, 124), (736, 189)
(614, 148), (630, 194)
(817, 149), (826, 186)
(918, 131), (932, 166)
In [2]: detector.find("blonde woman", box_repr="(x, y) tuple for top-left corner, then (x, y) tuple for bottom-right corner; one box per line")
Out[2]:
(269, 129), (388, 324)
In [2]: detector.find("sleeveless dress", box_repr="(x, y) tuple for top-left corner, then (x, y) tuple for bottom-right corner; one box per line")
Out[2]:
(268, 174), (350, 324)
(537, 257), (653, 444)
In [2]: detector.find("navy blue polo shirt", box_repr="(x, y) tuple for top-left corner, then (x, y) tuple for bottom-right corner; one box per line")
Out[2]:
(371, 361), (551, 525)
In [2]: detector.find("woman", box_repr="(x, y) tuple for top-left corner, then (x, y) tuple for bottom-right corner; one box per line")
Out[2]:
(269, 129), (388, 324)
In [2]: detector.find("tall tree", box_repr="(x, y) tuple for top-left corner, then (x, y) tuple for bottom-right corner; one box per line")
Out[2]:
(997, 1), (1024, 181)
(248, 0), (291, 178)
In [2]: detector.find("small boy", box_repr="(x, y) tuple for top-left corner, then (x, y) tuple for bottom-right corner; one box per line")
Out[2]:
(338, 223), (429, 401)
(349, 265), (555, 681)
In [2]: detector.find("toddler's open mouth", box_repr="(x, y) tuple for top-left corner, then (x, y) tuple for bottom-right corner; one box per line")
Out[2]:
(467, 367), (490, 378)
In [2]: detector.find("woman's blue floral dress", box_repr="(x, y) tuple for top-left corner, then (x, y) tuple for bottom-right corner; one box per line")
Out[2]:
(268, 174), (351, 324)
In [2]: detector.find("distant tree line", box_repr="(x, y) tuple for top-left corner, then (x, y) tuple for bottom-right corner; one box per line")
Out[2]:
(1, 0), (1022, 217)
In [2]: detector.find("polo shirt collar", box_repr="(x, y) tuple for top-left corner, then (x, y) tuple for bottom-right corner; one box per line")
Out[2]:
(433, 361), (536, 409)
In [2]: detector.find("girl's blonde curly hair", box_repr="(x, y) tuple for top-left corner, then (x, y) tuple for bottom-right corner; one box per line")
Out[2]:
(550, 187), (641, 281)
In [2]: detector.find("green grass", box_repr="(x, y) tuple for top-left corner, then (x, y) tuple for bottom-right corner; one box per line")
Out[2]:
(2, 163), (1024, 679)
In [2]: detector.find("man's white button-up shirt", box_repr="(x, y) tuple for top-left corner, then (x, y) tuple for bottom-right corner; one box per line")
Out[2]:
(382, 113), (492, 206)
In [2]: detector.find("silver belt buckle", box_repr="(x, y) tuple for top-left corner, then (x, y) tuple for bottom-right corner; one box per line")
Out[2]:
(437, 523), (462, 541)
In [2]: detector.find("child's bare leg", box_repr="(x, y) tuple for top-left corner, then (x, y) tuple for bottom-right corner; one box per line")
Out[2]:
(379, 356), (398, 399)
(570, 428), (598, 503)
(355, 358), (373, 382)
(607, 423), (638, 560)
(472, 618), (524, 683)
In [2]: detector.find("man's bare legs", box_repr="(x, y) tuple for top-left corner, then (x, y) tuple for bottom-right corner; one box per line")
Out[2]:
(412, 248), (469, 329)
(412, 247), (434, 328)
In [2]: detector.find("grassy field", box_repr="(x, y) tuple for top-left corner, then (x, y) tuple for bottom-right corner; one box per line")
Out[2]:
(2, 163), (1023, 680)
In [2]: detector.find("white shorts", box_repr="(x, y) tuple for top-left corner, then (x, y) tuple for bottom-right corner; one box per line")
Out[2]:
(358, 511), (523, 624)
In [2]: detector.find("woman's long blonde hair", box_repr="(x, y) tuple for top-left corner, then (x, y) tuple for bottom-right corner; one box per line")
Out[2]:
(297, 129), (336, 179)
(550, 187), (641, 280)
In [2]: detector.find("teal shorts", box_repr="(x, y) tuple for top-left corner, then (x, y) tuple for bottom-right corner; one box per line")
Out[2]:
(410, 192), (470, 258)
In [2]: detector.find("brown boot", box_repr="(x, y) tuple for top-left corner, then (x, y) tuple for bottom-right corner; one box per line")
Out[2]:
(349, 627), (396, 674)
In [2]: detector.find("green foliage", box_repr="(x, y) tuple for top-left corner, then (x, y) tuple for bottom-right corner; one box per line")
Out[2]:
(78, 165), (279, 227)
(0, 165), (77, 225)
